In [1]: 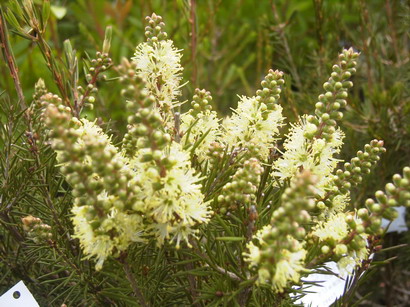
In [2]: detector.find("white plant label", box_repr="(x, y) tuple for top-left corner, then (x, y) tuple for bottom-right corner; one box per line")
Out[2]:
(293, 261), (347, 307)
(0, 281), (39, 307)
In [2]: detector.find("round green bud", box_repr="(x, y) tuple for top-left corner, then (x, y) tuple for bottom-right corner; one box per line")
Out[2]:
(342, 81), (353, 88)
(356, 224), (365, 234)
(336, 91), (348, 99)
(387, 198), (398, 207)
(335, 244), (348, 256)
(152, 150), (162, 160)
(331, 102), (341, 110)
(317, 201), (326, 210)
(315, 102), (325, 110)
(342, 71), (351, 79)
(323, 82), (333, 91)
(371, 203), (381, 213)
(345, 214), (354, 225)
(400, 179), (409, 188)
(321, 113), (330, 121)
(335, 82), (343, 90)
(321, 245), (330, 254)
(163, 133), (171, 143)
(370, 216), (382, 227)
(357, 208), (369, 219)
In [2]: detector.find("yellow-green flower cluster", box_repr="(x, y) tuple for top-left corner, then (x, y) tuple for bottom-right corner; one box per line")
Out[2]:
(312, 212), (368, 276)
(223, 70), (285, 159)
(275, 115), (344, 190)
(40, 12), (410, 299)
(181, 89), (221, 162)
(44, 104), (145, 269)
(244, 172), (316, 292)
(275, 49), (359, 191)
(132, 142), (211, 248)
(120, 63), (212, 249)
(21, 215), (52, 244)
(312, 167), (410, 276)
(132, 14), (183, 118)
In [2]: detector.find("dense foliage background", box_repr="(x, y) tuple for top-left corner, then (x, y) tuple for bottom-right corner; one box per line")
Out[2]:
(1, 0), (409, 306)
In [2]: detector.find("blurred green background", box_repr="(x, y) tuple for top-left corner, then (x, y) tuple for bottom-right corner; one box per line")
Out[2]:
(1, 0), (409, 305)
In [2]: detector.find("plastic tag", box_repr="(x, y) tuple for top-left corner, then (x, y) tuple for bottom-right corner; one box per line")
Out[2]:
(0, 281), (39, 307)
(293, 262), (347, 307)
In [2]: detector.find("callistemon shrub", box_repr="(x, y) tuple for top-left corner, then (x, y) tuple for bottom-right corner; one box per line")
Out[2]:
(38, 13), (410, 305)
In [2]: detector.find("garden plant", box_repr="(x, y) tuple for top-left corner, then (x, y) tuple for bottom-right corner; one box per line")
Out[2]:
(1, 1), (409, 306)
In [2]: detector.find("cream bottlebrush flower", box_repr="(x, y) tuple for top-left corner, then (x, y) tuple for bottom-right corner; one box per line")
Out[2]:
(321, 194), (350, 216)
(133, 40), (183, 111)
(244, 225), (272, 267)
(72, 204), (145, 270)
(244, 228), (307, 292)
(272, 247), (307, 293)
(48, 115), (146, 269)
(181, 110), (221, 162)
(337, 248), (369, 277)
(274, 115), (344, 192)
(312, 212), (349, 242)
(312, 212), (369, 276)
(313, 212), (368, 244)
(70, 118), (124, 162)
(134, 142), (212, 248)
(245, 232), (307, 292)
(223, 96), (284, 159)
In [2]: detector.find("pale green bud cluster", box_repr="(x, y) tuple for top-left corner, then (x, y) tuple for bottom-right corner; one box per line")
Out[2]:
(144, 13), (168, 45)
(317, 140), (386, 210)
(27, 83), (60, 144)
(36, 92), (62, 111)
(120, 73), (172, 174)
(206, 142), (226, 167)
(271, 172), (316, 243)
(181, 88), (221, 161)
(117, 57), (138, 88)
(32, 78), (47, 107)
(244, 172), (316, 292)
(87, 51), (113, 78)
(118, 58), (171, 158)
(76, 51), (112, 109)
(190, 88), (213, 117)
(217, 158), (263, 213)
(44, 104), (138, 221)
(305, 48), (359, 141)
(255, 69), (284, 119)
(337, 140), (385, 189)
(21, 215), (52, 244)
(364, 167), (410, 232)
